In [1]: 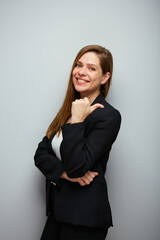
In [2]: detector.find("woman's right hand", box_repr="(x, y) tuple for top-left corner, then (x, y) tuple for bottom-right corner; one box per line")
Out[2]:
(70, 97), (104, 124)
(60, 171), (98, 186)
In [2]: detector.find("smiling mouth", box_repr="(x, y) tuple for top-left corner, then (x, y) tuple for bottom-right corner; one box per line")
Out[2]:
(76, 78), (89, 83)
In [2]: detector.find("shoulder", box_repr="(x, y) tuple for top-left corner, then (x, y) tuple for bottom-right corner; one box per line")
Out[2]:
(93, 96), (121, 124)
(89, 93), (121, 121)
(102, 99), (121, 119)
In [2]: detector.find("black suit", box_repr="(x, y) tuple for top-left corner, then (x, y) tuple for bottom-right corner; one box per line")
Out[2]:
(34, 93), (121, 230)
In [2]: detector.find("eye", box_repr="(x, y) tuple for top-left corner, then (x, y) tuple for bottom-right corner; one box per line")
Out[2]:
(89, 67), (95, 71)
(76, 63), (81, 67)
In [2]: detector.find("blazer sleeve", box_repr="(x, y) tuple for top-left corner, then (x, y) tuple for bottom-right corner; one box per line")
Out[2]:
(34, 136), (65, 186)
(61, 109), (121, 178)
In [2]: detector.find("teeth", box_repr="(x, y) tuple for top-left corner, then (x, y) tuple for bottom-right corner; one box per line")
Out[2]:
(77, 79), (87, 83)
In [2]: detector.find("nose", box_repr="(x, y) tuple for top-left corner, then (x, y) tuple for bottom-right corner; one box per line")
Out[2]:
(78, 66), (87, 76)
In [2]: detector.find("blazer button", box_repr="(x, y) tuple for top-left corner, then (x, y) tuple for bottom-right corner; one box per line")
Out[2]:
(51, 182), (56, 186)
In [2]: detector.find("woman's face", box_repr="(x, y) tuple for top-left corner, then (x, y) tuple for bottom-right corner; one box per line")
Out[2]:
(72, 52), (108, 99)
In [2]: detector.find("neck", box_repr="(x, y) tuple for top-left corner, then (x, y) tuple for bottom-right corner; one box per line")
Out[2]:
(80, 90), (101, 104)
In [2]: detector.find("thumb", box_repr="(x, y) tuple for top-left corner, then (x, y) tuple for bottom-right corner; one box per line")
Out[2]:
(90, 103), (104, 113)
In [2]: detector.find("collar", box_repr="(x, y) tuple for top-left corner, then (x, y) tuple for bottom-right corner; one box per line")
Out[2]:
(90, 93), (104, 106)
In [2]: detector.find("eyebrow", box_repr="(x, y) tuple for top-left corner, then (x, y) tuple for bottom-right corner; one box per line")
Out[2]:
(77, 60), (97, 68)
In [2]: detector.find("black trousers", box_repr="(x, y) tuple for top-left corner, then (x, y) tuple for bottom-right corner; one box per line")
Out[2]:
(40, 212), (108, 240)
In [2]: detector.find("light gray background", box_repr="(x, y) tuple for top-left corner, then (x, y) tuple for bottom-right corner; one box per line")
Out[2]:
(0, 0), (160, 239)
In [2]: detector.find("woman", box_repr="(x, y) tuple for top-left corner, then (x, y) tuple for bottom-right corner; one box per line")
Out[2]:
(34, 45), (121, 240)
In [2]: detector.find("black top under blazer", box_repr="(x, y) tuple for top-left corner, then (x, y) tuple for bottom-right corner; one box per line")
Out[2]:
(34, 93), (121, 229)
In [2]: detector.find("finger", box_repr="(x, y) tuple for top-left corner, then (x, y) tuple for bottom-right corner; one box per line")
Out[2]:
(83, 97), (88, 100)
(84, 173), (94, 182)
(78, 179), (86, 186)
(92, 171), (99, 176)
(87, 171), (98, 178)
(90, 103), (104, 113)
(83, 97), (90, 103)
(81, 176), (91, 185)
(86, 171), (95, 178)
(72, 101), (77, 106)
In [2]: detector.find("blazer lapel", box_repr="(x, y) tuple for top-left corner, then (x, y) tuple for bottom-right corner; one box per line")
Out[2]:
(90, 93), (104, 106)
(84, 93), (104, 123)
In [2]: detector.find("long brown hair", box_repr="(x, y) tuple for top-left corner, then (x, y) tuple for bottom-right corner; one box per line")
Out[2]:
(46, 45), (113, 138)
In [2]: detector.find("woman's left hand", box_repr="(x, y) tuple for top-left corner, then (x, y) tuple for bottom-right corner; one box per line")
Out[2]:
(60, 170), (98, 186)
(71, 97), (104, 124)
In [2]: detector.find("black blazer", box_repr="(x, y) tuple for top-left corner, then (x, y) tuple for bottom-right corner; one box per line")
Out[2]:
(34, 93), (121, 229)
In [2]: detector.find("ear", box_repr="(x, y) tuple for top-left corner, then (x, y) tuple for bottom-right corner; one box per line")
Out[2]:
(101, 72), (110, 85)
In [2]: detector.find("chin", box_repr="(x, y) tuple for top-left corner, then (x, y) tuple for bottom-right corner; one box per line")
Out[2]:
(74, 86), (87, 94)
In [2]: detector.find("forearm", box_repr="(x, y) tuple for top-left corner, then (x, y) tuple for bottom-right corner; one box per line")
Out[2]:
(34, 136), (65, 185)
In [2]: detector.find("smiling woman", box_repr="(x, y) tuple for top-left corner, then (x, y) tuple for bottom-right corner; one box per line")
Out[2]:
(72, 52), (111, 103)
(46, 45), (114, 139)
(34, 45), (121, 240)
